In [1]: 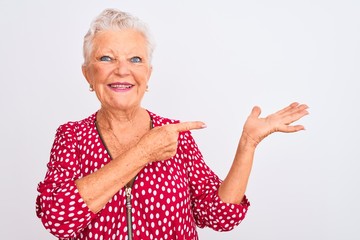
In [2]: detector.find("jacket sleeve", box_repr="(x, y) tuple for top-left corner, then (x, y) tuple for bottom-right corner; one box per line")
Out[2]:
(36, 123), (97, 239)
(180, 131), (250, 232)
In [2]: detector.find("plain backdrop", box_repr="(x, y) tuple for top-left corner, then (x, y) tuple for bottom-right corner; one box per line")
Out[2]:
(1, 0), (359, 239)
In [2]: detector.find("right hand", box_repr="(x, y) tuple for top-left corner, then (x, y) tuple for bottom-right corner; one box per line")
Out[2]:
(136, 121), (206, 163)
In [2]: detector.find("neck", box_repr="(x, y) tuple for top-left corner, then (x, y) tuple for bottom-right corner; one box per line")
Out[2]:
(97, 106), (146, 130)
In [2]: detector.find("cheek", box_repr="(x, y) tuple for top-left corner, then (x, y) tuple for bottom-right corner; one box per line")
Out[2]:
(133, 72), (148, 85)
(91, 66), (110, 83)
(139, 67), (152, 83)
(92, 66), (103, 75)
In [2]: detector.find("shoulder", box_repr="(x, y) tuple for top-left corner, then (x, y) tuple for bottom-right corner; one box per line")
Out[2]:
(56, 112), (97, 135)
(147, 110), (180, 127)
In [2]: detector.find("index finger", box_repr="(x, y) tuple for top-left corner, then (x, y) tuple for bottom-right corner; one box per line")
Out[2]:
(173, 121), (207, 132)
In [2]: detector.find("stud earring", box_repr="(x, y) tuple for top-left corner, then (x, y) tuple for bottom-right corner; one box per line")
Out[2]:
(89, 84), (94, 92)
(146, 85), (149, 92)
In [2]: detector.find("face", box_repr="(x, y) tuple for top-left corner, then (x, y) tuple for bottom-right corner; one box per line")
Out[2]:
(82, 29), (152, 112)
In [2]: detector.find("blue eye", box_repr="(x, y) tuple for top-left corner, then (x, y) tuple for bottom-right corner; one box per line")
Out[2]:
(130, 56), (142, 63)
(99, 56), (112, 62)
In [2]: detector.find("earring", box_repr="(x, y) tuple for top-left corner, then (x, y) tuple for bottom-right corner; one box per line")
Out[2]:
(145, 85), (149, 92)
(89, 84), (94, 92)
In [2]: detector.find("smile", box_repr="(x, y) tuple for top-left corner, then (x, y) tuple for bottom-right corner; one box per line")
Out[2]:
(108, 83), (134, 90)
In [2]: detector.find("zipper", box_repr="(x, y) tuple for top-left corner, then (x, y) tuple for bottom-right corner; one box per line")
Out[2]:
(125, 185), (133, 240)
(124, 121), (152, 239)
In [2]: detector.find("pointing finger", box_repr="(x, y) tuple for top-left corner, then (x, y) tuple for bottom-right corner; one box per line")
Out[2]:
(174, 121), (207, 132)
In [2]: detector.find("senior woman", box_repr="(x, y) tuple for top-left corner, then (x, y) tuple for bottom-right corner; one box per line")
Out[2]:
(36, 8), (309, 240)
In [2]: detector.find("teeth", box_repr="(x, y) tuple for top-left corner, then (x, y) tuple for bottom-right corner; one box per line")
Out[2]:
(110, 84), (132, 89)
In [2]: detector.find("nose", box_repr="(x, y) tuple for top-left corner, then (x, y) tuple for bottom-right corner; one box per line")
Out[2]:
(115, 59), (130, 76)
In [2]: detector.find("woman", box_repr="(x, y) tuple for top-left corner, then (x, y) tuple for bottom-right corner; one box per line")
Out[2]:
(36, 8), (309, 239)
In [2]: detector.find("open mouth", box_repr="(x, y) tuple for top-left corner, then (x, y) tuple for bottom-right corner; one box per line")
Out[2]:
(108, 83), (134, 90)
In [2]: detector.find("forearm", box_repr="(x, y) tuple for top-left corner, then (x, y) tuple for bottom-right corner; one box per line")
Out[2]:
(75, 147), (147, 213)
(218, 133), (256, 204)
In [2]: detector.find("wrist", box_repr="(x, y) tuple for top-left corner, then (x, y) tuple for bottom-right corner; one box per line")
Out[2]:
(240, 131), (259, 150)
(128, 144), (149, 167)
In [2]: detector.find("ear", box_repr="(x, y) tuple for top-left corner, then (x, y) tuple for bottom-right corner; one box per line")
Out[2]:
(82, 65), (92, 85)
(146, 66), (153, 83)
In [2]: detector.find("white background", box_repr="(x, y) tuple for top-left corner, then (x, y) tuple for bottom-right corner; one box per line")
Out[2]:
(1, 0), (359, 239)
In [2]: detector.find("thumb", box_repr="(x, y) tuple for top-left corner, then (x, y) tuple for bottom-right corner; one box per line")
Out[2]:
(174, 121), (207, 133)
(250, 106), (261, 118)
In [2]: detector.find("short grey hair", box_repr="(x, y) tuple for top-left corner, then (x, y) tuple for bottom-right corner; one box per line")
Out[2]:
(83, 8), (155, 66)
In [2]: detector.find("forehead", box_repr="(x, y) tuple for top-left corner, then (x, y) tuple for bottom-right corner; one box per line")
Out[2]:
(92, 29), (147, 55)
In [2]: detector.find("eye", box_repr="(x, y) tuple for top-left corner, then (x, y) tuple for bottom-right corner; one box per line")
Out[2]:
(99, 56), (113, 62)
(130, 56), (142, 63)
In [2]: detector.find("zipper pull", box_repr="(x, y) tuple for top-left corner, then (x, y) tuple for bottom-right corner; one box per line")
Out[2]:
(125, 186), (132, 211)
(125, 186), (132, 197)
(125, 186), (133, 240)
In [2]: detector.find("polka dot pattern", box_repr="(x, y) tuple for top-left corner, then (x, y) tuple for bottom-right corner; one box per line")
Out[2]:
(36, 111), (250, 239)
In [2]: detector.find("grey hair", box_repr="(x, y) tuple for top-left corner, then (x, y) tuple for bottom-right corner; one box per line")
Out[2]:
(82, 8), (155, 66)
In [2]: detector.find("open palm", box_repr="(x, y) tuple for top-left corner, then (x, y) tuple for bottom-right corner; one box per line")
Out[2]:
(243, 102), (309, 146)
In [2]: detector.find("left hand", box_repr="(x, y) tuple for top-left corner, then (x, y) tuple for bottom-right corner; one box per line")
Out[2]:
(243, 102), (309, 146)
